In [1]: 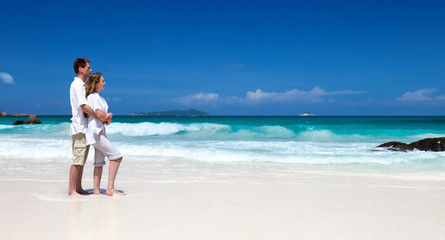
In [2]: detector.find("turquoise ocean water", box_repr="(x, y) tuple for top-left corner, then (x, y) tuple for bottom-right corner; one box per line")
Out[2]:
(1, 115), (445, 180)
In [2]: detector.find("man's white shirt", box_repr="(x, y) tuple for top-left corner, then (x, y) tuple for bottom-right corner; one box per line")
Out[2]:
(70, 77), (89, 135)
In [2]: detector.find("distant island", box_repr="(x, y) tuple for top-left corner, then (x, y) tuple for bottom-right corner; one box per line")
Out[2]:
(131, 109), (211, 117)
(299, 112), (316, 116)
(0, 110), (33, 117)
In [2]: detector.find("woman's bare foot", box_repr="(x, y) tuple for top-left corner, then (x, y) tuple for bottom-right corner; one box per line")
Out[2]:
(106, 188), (124, 196)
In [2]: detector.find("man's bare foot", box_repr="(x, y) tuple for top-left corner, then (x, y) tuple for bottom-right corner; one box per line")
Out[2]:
(106, 189), (124, 196)
(68, 191), (81, 196)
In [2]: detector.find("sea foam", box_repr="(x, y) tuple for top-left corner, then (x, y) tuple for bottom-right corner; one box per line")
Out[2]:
(1, 118), (445, 172)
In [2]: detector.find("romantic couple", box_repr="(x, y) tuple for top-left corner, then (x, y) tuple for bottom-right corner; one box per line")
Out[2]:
(68, 58), (123, 196)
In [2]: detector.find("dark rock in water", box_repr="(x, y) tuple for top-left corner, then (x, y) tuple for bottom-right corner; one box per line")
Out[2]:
(13, 114), (42, 125)
(377, 137), (445, 152)
(26, 114), (42, 124)
(408, 137), (445, 152)
(13, 119), (26, 125)
(377, 141), (411, 151)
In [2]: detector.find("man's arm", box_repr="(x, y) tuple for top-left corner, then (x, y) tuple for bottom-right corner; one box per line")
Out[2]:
(81, 104), (98, 119)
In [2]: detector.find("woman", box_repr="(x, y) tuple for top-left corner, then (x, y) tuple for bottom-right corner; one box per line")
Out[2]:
(85, 72), (123, 196)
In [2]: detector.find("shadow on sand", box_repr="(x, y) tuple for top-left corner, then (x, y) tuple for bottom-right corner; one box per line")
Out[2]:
(84, 189), (125, 196)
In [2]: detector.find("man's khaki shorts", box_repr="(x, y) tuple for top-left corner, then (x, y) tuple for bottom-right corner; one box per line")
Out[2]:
(72, 133), (90, 166)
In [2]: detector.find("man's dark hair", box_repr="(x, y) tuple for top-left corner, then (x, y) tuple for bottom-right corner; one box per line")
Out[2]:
(73, 58), (90, 74)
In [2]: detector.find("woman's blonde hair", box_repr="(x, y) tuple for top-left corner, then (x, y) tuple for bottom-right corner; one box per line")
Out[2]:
(85, 72), (102, 97)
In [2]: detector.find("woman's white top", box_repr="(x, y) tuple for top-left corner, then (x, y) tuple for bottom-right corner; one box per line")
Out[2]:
(86, 92), (108, 145)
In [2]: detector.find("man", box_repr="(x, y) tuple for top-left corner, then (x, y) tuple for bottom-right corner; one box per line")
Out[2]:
(68, 58), (108, 196)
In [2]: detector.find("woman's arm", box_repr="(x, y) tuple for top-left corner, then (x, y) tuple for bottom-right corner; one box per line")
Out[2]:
(95, 109), (108, 123)
(104, 113), (112, 125)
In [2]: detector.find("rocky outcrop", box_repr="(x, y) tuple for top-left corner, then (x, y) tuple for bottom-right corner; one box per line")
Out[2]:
(376, 137), (445, 152)
(13, 114), (42, 125)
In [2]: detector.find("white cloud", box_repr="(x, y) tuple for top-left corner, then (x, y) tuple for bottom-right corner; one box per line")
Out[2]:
(435, 95), (445, 101)
(106, 97), (122, 102)
(177, 93), (219, 104)
(244, 87), (362, 103)
(0, 72), (15, 85)
(246, 89), (273, 101)
(396, 89), (437, 101)
(176, 86), (362, 105)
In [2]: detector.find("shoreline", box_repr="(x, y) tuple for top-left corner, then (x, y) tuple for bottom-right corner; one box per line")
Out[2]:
(1, 155), (445, 183)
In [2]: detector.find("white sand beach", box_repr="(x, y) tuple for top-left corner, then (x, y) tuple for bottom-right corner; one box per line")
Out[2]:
(1, 161), (444, 240)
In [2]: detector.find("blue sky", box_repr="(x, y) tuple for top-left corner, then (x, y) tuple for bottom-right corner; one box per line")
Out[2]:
(0, 0), (444, 115)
